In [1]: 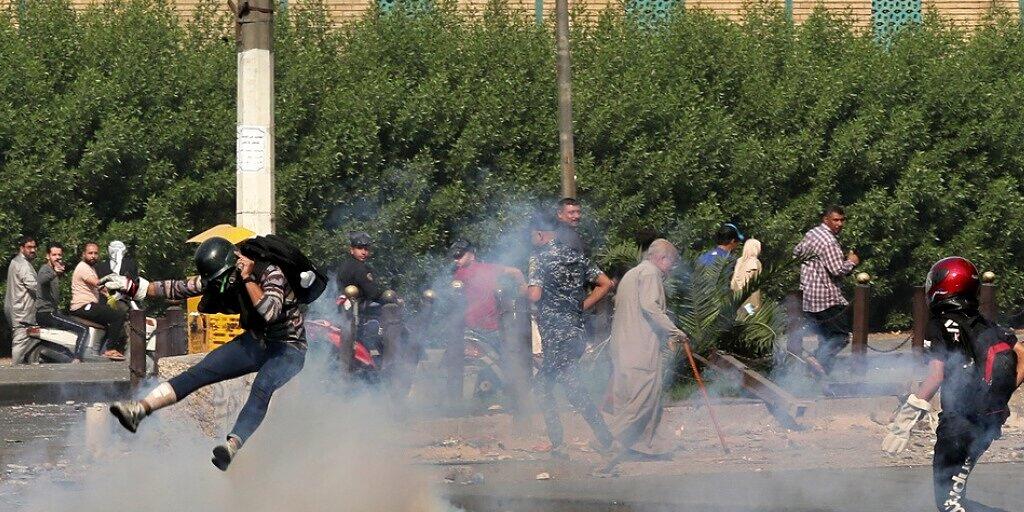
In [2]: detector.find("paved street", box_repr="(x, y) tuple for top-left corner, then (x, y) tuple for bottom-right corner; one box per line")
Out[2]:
(445, 462), (1022, 512)
(0, 401), (1021, 511)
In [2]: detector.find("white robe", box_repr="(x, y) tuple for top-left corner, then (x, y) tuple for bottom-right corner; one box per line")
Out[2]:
(607, 260), (682, 455)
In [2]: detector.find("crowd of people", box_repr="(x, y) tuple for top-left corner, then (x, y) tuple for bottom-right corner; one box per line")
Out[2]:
(7, 199), (1024, 511)
(4, 238), (139, 363)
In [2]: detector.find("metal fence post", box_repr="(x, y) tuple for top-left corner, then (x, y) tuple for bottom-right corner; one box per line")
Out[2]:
(155, 305), (188, 362)
(341, 285), (360, 375)
(498, 287), (532, 426)
(128, 310), (146, 388)
(785, 291), (804, 356)
(980, 271), (997, 322)
(851, 273), (871, 377)
(444, 280), (467, 409)
(911, 286), (928, 357)
(380, 291), (411, 399)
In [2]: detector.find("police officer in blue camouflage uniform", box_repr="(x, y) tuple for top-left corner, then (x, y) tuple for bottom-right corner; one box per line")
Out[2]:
(528, 213), (615, 458)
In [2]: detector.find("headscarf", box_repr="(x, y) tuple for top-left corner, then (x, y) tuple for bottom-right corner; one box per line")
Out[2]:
(108, 240), (127, 275)
(730, 238), (762, 292)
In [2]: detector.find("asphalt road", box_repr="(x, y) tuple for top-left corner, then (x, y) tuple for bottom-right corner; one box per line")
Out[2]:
(443, 462), (1023, 512)
(1, 403), (1021, 512)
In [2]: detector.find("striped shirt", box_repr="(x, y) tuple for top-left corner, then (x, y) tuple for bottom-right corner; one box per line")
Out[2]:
(793, 224), (854, 313)
(152, 264), (305, 345)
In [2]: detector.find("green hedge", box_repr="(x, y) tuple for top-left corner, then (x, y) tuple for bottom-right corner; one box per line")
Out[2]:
(2, 0), (1024, 328)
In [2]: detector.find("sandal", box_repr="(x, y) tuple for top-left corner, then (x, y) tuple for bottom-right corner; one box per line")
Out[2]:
(103, 350), (126, 361)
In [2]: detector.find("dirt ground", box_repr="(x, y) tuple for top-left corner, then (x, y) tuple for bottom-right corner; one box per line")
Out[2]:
(403, 394), (1024, 481)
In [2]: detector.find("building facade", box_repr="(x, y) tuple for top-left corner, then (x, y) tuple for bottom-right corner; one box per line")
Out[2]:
(14, 0), (1022, 28)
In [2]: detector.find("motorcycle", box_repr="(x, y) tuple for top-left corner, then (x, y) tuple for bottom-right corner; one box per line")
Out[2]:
(22, 319), (106, 364)
(462, 329), (507, 403)
(306, 317), (380, 380)
(23, 316), (158, 366)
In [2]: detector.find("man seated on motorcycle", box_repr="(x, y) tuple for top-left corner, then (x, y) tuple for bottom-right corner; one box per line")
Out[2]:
(105, 236), (309, 471)
(334, 232), (387, 350)
(69, 242), (128, 361)
(450, 239), (526, 346)
(35, 243), (91, 361)
(881, 257), (1024, 511)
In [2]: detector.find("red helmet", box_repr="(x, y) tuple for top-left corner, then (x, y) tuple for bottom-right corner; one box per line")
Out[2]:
(925, 257), (979, 310)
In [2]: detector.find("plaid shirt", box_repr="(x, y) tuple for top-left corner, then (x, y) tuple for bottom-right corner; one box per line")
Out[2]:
(793, 224), (854, 313)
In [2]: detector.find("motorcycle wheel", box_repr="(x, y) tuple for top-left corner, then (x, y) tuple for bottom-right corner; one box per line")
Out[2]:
(23, 344), (42, 364)
(23, 343), (74, 364)
(474, 366), (501, 402)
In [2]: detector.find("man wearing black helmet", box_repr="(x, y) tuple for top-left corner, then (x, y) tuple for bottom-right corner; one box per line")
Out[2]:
(883, 257), (1024, 511)
(104, 236), (309, 471)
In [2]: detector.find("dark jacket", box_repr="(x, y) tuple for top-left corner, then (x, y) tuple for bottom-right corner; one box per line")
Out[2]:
(334, 254), (383, 304)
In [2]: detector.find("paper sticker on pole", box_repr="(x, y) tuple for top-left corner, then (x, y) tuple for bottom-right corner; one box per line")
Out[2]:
(237, 125), (268, 172)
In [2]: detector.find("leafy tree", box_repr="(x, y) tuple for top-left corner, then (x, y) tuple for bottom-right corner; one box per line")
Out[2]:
(2, 0), (1024, 334)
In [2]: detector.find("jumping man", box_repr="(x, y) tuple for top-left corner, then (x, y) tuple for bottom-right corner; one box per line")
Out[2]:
(105, 236), (310, 471)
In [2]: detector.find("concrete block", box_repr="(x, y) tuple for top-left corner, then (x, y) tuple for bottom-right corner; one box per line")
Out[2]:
(157, 353), (253, 437)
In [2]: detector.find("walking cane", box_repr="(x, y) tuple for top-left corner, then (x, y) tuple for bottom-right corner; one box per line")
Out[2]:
(678, 335), (730, 454)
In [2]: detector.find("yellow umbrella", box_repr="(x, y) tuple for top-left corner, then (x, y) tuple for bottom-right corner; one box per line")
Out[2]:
(183, 224), (255, 353)
(186, 224), (256, 245)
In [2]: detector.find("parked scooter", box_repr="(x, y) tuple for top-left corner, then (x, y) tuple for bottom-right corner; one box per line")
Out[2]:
(23, 319), (105, 364)
(22, 316), (158, 366)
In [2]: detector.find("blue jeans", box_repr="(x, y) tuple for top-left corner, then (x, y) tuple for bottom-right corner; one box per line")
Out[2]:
(168, 332), (306, 443)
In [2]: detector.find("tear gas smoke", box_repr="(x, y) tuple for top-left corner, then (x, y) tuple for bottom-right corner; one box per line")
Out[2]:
(7, 365), (458, 512)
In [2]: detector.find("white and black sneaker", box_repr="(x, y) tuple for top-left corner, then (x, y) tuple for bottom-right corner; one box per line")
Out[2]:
(212, 437), (241, 471)
(109, 401), (147, 433)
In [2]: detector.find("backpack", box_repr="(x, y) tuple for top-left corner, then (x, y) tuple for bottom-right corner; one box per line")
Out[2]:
(238, 235), (327, 305)
(944, 312), (1018, 420)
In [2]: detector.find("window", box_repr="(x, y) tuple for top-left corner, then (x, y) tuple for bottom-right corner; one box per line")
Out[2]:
(378, 0), (432, 13)
(872, 0), (922, 42)
(625, 0), (681, 24)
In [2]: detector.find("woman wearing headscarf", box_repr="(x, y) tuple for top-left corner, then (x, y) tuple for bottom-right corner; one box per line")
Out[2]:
(730, 238), (762, 320)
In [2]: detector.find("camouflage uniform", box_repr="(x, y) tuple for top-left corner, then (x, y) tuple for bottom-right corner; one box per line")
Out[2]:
(529, 240), (613, 449)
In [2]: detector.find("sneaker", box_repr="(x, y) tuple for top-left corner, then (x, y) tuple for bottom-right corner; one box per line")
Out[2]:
(212, 437), (240, 471)
(109, 401), (147, 433)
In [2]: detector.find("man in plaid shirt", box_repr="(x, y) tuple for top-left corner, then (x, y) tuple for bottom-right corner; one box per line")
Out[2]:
(793, 205), (860, 374)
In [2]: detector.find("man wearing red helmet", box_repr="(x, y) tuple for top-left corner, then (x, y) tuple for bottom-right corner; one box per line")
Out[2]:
(883, 257), (1024, 512)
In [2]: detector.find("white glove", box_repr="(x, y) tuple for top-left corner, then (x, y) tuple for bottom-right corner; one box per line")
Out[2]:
(100, 274), (149, 302)
(881, 394), (931, 455)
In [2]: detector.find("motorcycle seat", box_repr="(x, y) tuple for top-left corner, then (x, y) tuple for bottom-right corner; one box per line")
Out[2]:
(69, 316), (106, 330)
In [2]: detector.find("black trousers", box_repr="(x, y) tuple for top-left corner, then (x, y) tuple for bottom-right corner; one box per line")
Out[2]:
(36, 311), (90, 359)
(807, 306), (850, 373)
(70, 302), (126, 352)
(932, 412), (1003, 511)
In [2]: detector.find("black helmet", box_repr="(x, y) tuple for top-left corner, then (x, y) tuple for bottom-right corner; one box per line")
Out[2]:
(195, 237), (238, 287)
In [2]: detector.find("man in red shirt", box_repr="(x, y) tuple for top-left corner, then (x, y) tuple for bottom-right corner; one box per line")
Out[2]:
(450, 239), (526, 338)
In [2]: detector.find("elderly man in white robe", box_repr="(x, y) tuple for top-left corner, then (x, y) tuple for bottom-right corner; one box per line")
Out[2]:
(606, 239), (686, 463)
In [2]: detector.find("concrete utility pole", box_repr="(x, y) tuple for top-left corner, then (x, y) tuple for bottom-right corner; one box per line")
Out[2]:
(554, 0), (576, 199)
(232, 0), (276, 235)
